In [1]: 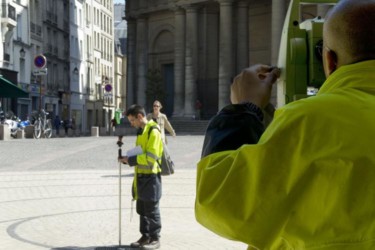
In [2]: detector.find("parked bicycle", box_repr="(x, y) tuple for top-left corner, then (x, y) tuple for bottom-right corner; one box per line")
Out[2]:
(33, 109), (52, 139)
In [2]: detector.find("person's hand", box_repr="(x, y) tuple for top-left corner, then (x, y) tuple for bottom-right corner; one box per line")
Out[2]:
(230, 65), (281, 108)
(118, 156), (128, 164)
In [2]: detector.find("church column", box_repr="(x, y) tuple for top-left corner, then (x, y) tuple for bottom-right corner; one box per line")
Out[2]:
(236, 1), (249, 73)
(218, 0), (234, 109)
(271, 0), (286, 65)
(126, 18), (136, 107)
(184, 5), (198, 117)
(271, 0), (286, 106)
(173, 7), (186, 117)
(136, 16), (148, 105)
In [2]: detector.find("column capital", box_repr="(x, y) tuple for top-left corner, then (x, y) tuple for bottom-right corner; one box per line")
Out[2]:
(124, 15), (137, 23)
(134, 13), (149, 21)
(182, 4), (199, 13)
(170, 5), (185, 14)
(237, 0), (249, 8)
(217, 0), (235, 5)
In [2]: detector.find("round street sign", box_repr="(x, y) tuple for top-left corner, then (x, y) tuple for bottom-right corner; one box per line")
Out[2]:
(34, 54), (47, 69)
(104, 84), (112, 92)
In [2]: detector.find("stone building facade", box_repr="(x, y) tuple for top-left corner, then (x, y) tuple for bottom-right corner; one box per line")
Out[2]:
(125, 0), (291, 118)
(1, 0), (122, 135)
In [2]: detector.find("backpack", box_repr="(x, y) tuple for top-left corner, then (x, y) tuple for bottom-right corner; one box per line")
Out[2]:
(148, 126), (175, 176)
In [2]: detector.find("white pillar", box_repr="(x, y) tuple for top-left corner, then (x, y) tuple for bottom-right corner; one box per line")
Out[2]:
(173, 7), (186, 117)
(236, 1), (249, 73)
(136, 17), (148, 105)
(218, 0), (234, 109)
(126, 18), (136, 107)
(271, 0), (286, 65)
(184, 5), (198, 117)
(271, 0), (287, 106)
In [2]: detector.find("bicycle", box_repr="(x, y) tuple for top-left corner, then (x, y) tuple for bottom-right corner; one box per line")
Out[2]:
(33, 109), (52, 139)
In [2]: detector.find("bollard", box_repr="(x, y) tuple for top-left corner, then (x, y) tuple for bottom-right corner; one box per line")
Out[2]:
(24, 125), (34, 139)
(68, 129), (74, 137)
(99, 127), (107, 136)
(0, 124), (11, 140)
(16, 129), (24, 139)
(91, 126), (99, 137)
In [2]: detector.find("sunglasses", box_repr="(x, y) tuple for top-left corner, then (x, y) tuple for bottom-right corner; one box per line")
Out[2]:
(153, 105), (160, 107)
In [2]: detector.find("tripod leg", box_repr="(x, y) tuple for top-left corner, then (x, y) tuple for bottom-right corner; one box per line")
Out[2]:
(119, 160), (122, 247)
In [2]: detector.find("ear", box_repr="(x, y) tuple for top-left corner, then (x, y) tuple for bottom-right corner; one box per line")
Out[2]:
(323, 48), (338, 77)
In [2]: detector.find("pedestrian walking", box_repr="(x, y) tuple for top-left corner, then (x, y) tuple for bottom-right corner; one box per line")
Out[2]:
(54, 115), (61, 136)
(146, 100), (176, 144)
(195, 99), (202, 120)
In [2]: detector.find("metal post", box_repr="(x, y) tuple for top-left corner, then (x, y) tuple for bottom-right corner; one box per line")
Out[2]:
(117, 139), (124, 247)
(39, 77), (42, 111)
(119, 158), (122, 246)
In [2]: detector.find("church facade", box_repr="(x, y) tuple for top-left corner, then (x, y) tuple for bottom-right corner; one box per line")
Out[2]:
(125, 0), (289, 118)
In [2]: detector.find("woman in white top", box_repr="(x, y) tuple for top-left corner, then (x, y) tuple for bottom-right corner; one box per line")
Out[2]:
(146, 100), (176, 144)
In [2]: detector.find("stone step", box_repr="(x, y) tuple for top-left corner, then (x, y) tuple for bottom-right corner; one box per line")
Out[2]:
(114, 119), (210, 136)
(169, 119), (209, 135)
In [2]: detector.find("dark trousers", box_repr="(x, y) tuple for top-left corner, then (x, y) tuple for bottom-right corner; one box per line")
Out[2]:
(136, 199), (161, 238)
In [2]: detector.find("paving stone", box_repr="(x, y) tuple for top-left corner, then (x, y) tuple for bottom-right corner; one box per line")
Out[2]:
(0, 136), (247, 250)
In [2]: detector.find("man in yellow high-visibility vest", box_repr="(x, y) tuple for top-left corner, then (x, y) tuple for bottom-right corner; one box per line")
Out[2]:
(119, 104), (163, 249)
(196, 0), (375, 249)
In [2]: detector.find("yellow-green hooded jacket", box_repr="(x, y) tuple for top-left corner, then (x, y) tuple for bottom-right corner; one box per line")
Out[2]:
(195, 60), (375, 249)
(128, 120), (163, 201)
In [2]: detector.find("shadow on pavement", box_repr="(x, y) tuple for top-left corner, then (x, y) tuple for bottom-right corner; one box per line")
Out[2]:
(51, 245), (135, 250)
(101, 174), (134, 178)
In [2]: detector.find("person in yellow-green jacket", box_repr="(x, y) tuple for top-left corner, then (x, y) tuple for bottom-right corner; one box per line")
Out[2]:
(119, 104), (163, 249)
(196, 0), (375, 249)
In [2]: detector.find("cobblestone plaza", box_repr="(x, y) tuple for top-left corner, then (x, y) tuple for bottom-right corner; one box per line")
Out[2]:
(0, 136), (247, 250)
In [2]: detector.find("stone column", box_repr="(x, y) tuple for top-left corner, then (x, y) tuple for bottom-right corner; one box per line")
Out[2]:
(126, 18), (136, 107)
(184, 5), (198, 117)
(236, 1), (249, 73)
(173, 7), (186, 117)
(218, 0), (234, 109)
(271, 0), (286, 106)
(271, 0), (286, 65)
(136, 17), (148, 105)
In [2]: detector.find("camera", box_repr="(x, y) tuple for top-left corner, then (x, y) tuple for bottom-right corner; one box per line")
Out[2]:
(277, 0), (338, 107)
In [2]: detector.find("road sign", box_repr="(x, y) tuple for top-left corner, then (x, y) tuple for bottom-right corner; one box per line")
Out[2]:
(104, 84), (112, 92)
(34, 54), (47, 69)
(33, 68), (48, 76)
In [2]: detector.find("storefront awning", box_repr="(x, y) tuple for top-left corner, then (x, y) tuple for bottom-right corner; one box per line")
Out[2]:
(0, 76), (28, 98)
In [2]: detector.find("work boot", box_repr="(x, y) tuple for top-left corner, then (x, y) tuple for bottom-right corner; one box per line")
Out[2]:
(142, 237), (160, 249)
(130, 235), (150, 248)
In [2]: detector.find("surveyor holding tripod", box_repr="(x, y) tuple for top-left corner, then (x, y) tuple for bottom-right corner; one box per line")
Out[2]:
(118, 104), (163, 249)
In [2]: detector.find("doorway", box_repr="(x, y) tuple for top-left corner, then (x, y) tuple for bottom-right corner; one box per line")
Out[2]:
(162, 64), (174, 117)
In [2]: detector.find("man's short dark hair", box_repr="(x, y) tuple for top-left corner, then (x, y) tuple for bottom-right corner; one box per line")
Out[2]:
(125, 104), (146, 117)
